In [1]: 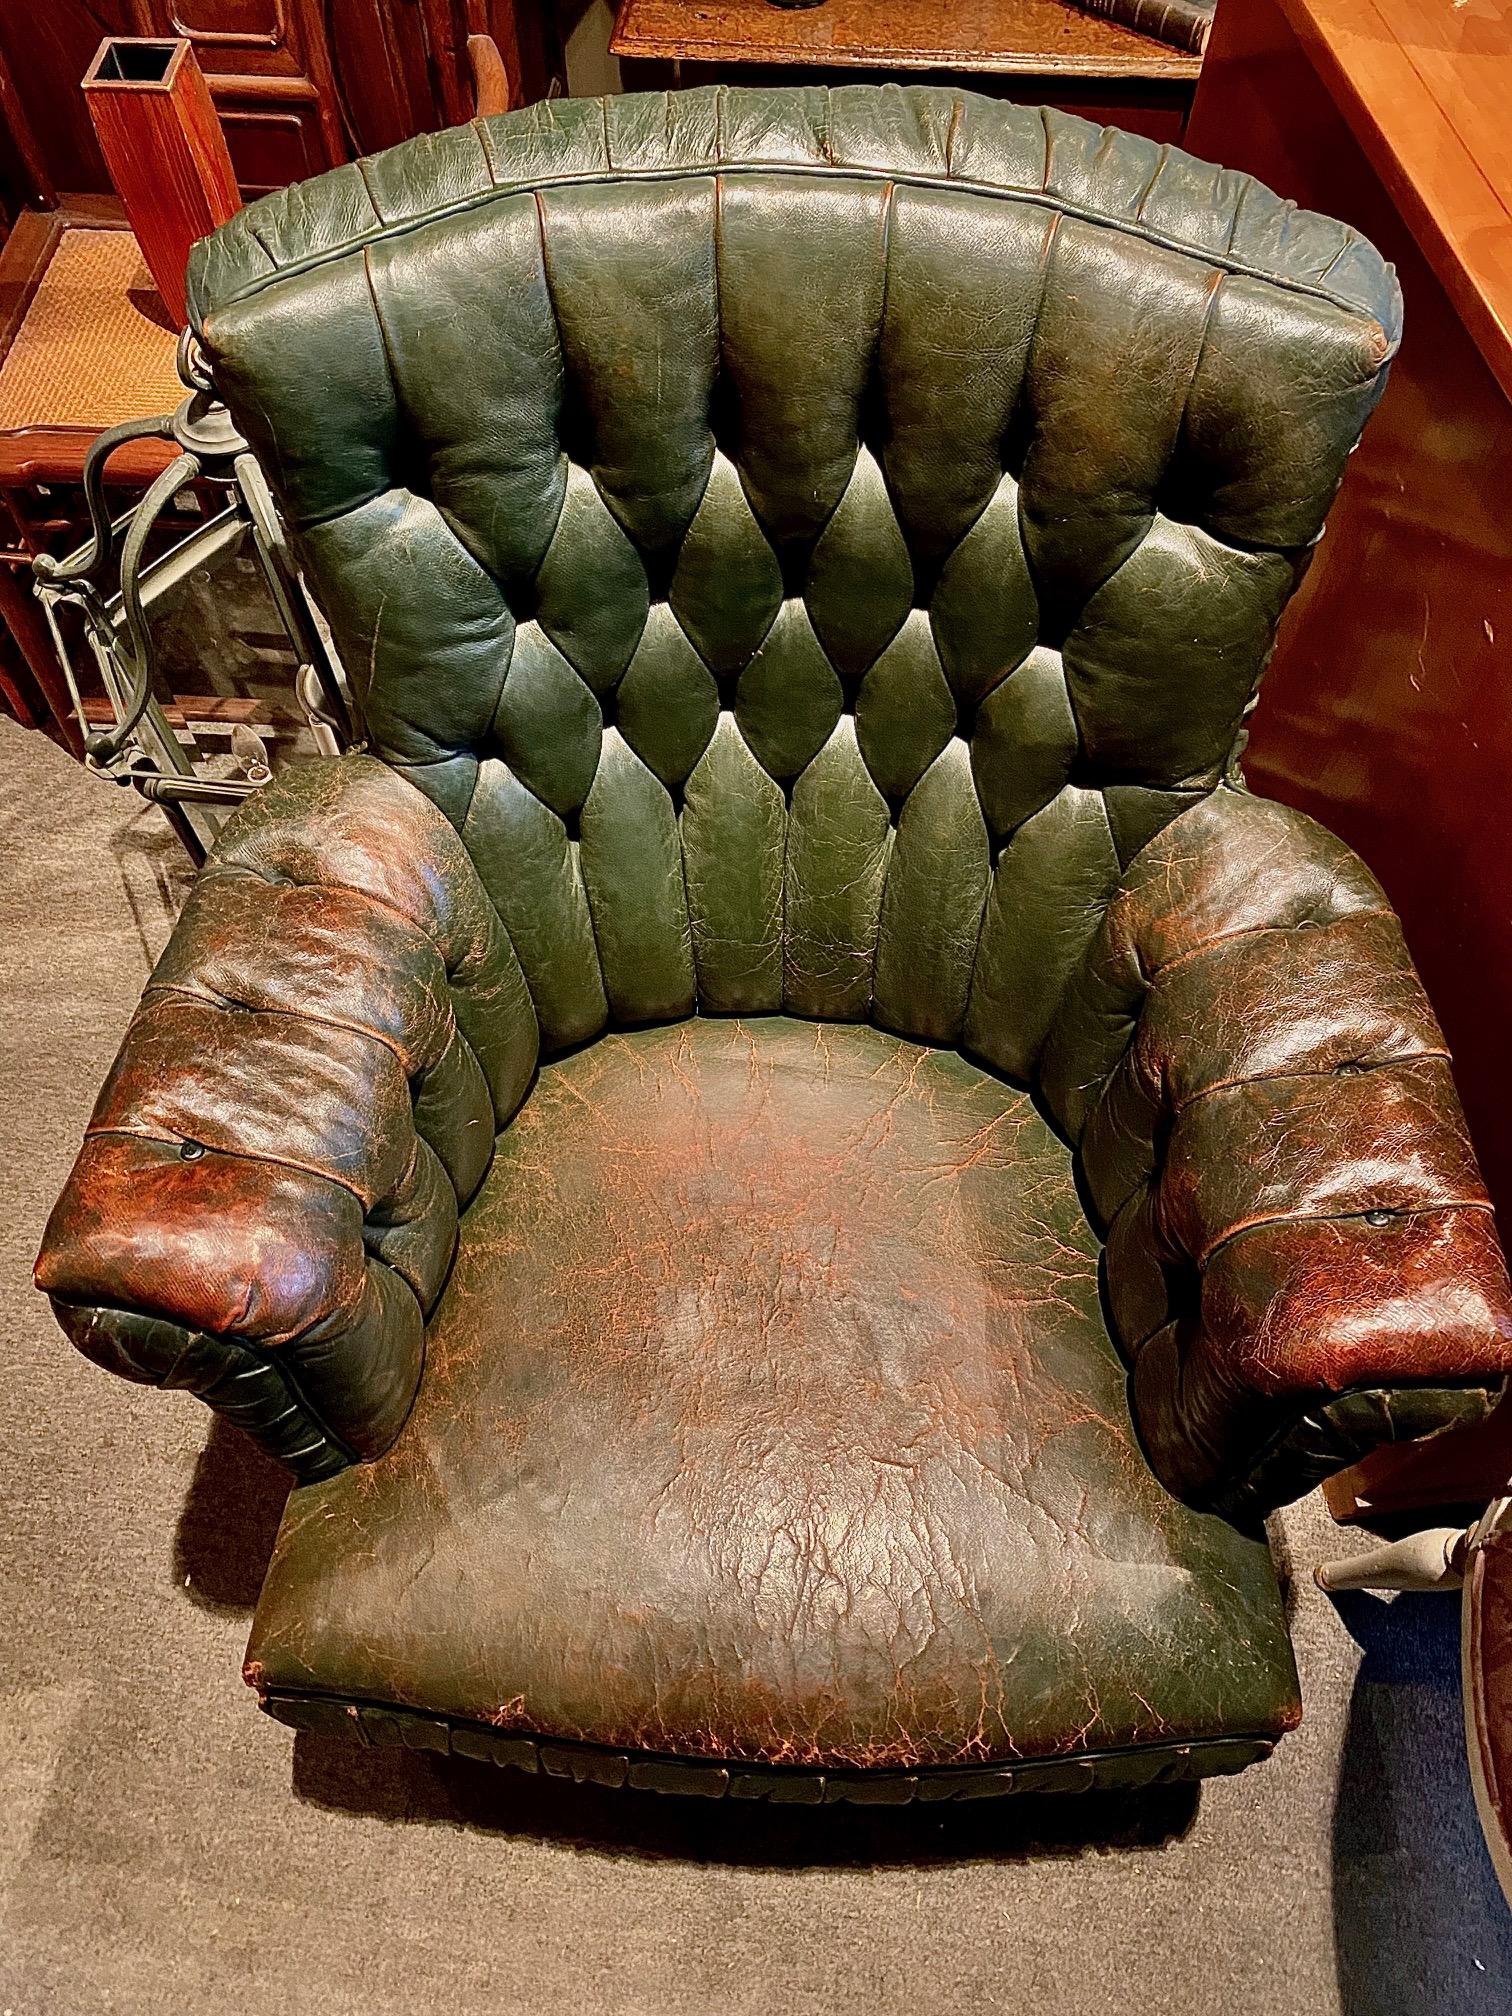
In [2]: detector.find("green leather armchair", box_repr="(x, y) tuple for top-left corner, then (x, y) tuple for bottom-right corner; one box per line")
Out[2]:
(37, 87), (1512, 1804)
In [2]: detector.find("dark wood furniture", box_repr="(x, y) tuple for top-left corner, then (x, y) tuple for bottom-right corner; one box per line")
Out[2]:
(1185, 0), (1512, 1506)
(1185, 0), (1512, 1894)
(82, 39), (241, 327)
(0, 3), (561, 210)
(611, 0), (1202, 142)
(0, 200), (183, 746)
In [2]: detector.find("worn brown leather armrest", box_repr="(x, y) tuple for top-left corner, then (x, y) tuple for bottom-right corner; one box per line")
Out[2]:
(36, 756), (539, 1480)
(1041, 785), (1512, 1517)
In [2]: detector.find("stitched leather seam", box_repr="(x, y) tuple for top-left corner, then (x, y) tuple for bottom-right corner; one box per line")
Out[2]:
(1145, 905), (1395, 985)
(569, 824), (611, 1014)
(960, 211), (1062, 1017)
(943, 95), (966, 177)
(1168, 1047), (1453, 1115)
(359, 238), (517, 765)
(1196, 1196), (1495, 1271)
(666, 735), (702, 995)
(706, 171), (726, 538)
(517, 191), (575, 587)
(777, 723), (795, 1008)
(83, 1122), (379, 1213)
(476, 115), (504, 188)
(1132, 141), (1170, 230)
(1223, 176), (1250, 260)
(387, 751), (485, 832)
(457, 752), (483, 838)
(198, 157), (1400, 339)
(434, 1019), (494, 1140)
(140, 980), (430, 1078)
(873, 176), (896, 385)
(355, 153), (383, 229)
(1178, 265), (1226, 464)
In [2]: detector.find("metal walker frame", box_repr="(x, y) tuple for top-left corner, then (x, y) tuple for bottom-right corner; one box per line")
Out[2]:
(31, 333), (352, 863)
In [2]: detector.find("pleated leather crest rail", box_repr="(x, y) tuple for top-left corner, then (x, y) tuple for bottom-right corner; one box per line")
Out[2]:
(188, 88), (1401, 1081)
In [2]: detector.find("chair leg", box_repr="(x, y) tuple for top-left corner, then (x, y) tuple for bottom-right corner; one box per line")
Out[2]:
(1313, 1526), (1468, 1593)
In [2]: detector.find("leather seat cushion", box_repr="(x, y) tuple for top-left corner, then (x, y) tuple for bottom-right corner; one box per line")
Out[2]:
(247, 1017), (1299, 1781)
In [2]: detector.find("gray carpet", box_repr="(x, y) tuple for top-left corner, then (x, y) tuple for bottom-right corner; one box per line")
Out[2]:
(1, 712), (1508, 2016)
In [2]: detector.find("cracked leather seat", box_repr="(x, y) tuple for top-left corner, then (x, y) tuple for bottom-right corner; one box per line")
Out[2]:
(38, 85), (1512, 1803)
(247, 1016), (1297, 1791)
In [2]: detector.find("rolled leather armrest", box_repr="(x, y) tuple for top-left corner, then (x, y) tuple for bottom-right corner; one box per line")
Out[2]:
(36, 757), (539, 1480)
(1040, 786), (1512, 1518)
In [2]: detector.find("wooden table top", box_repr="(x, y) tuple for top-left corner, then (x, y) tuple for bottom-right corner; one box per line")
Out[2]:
(1270, 0), (1512, 402)
(611, 0), (1201, 82)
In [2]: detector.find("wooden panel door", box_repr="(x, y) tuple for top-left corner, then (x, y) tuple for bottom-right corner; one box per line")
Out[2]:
(0, 1), (342, 196)
(0, 2), (558, 203)
(320, 0), (560, 154)
(139, 0), (347, 192)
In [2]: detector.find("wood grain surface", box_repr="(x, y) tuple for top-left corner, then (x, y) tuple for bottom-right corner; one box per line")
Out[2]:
(82, 39), (241, 330)
(612, 0), (1201, 81)
(1186, 0), (1512, 1542)
(1191, 0), (1512, 401)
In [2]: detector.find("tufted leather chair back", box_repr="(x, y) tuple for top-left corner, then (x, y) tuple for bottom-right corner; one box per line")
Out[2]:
(189, 87), (1401, 1080)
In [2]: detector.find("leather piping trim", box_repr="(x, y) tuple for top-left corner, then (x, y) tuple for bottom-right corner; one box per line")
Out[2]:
(388, 753), (486, 834)
(196, 155), (1401, 342)
(1194, 1195), (1496, 1272)
(253, 1686), (1287, 1797)
(140, 979), (434, 1080)
(82, 1122), (382, 1215)
(1136, 904), (1396, 989)
(1165, 1046), (1453, 1116)
(209, 860), (474, 982)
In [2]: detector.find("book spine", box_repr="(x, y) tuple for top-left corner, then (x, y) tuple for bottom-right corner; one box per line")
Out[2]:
(1070, 0), (1213, 56)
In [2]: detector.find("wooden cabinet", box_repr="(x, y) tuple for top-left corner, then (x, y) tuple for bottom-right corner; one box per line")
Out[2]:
(141, 0), (346, 194)
(0, 2), (562, 207)
(0, 0), (563, 749)
(1186, 0), (1512, 1231)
